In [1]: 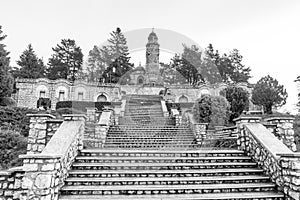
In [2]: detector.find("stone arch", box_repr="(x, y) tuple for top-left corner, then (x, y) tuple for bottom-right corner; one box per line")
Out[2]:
(96, 94), (108, 102)
(36, 85), (49, 98)
(137, 76), (144, 85)
(178, 95), (189, 103)
(55, 86), (68, 100)
(74, 87), (87, 101)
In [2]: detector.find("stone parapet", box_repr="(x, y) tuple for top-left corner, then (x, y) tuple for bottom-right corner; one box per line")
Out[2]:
(20, 115), (85, 200)
(27, 114), (56, 154)
(185, 113), (207, 145)
(237, 120), (300, 200)
(0, 167), (25, 200)
(46, 119), (63, 144)
(264, 117), (297, 152)
(86, 107), (98, 123)
(161, 101), (169, 117)
(171, 108), (181, 126)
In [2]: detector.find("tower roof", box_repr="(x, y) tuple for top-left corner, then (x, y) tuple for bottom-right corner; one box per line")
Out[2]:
(148, 29), (158, 43)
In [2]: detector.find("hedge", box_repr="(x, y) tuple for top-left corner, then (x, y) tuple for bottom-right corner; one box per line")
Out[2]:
(56, 101), (117, 112)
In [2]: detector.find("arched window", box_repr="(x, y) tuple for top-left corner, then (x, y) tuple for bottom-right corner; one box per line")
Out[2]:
(97, 94), (107, 102)
(137, 76), (144, 85)
(178, 95), (188, 103)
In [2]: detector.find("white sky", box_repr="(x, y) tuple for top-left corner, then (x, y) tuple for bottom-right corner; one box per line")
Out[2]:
(1, 0), (300, 113)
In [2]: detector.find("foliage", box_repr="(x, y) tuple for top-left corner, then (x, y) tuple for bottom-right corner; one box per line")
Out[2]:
(56, 101), (113, 112)
(193, 94), (230, 127)
(0, 129), (27, 169)
(252, 75), (288, 114)
(220, 86), (249, 122)
(160, 62), (187, 84)
(12, 44), (46, 79)
(293, 115), (300, 152)
(0, 26), (14, 101)
(205, 44), (251, 83)
(0, 106), (38, 137)
(47, 39), (83, 81)
(87, 28), (133, 83)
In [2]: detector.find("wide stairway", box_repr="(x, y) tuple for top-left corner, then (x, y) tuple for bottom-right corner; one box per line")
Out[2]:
(59, 95), (284, 200)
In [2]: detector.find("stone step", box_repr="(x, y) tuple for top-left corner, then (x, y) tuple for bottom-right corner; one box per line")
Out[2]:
(102, 145), (201, 150)
(71, 162), (257, 170)
(59, 192), (284, 200)
(68, 168), (265, 177)
(64, 175), (270, 186)
(75, 156), (252, 163)
(80, 149), (245, 156)
(60, 183), (276, 194)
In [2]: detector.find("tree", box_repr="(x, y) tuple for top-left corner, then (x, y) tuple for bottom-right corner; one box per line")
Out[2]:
(193, 94), (230, 127)
(47, 39), (83, 81)
(205, 44), (251, 83)
(100, 28), (133, 83)
(0, 26), (13, 103)
(160, 62), (187, 85)
(220, 86), (249, 122)
(12, 44), (46, 79)
(252, 75), (288, 114)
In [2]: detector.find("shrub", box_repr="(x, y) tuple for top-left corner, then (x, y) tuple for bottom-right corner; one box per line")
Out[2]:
(0, 106), (38, 137)
(220, 86), (249, 123)
(0, 129), (27, 169)
(193, 94), (230, 127)
(56, 101), (112, 112)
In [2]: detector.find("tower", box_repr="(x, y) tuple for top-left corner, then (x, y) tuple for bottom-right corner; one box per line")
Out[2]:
(145, 29), (161, 85)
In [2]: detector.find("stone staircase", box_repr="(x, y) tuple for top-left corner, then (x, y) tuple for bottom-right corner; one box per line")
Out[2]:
(59, 95), (284, 199)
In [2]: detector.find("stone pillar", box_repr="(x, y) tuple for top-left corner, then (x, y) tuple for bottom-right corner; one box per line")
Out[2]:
(194, 123), (208, 145)
(27, 114), (55, 154)
(94, 125), (109, 148)
(86, 107), (97, 123)
(233, 116), (261, 151)
(265, 117), (297, 152)
(278, 153), (300, 200)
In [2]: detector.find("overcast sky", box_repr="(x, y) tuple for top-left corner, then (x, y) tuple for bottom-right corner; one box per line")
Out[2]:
(1, 0), (300, 112)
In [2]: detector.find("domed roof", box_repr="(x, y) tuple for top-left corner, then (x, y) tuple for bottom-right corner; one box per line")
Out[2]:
(148, 30), (158, 43)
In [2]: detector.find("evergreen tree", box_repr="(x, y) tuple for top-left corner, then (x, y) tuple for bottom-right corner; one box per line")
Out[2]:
(0, 26), (13, 102)
(252, 75), (288, 114)
(47, 39), (83, 81)
(100, 28), (133, 83)
(205, 44), (251, 83)
(12, 44), (46, 79)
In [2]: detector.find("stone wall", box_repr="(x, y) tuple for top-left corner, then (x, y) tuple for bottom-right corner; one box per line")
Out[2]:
(264, 117), (297, 152)
(0, 167), (25, 200)
(20, 114), (86, 200)
(27, 114), (56, 154)
(184, 113), (207, 145)
(235, 116), (300, 200)
(46, 119), (63, 144)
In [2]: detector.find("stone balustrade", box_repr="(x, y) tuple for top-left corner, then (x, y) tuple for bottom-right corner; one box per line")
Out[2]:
(171, 108), (182, 126)
(185, 113), (207, 145)
(19, 114), (86, 200)
(0, 167), (25, 200)
(86, 107), (98, 123)
(264, 117), (297, 152)
(94, 111), (113, 148)
(161, 100), (169, 117)
(235, 116), (300, 200)
(120, 99), (126, 117)
(46, 119), (63, 144)
(27, 114), (56, 154)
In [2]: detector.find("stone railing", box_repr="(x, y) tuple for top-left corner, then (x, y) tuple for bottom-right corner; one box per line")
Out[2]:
(235, 116), (300, 200)
(264, 117), (297, 152)
(19, 114), (86, 200)
(120, 99), (126, 117)
(85, 111), (113, 148)
(46, 119), (63, 144)
(27, 114), (56, 154)
(184, 113), (208, 145)
(161, 100), (169, 117)
(0, 167), (25, 199)
(171, 108), (182, 126)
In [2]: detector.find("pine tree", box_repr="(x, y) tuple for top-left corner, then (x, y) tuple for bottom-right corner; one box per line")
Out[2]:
(0, 26), (13, 102)
(12, 44), (46, 79)
(47, 39), (83, 81)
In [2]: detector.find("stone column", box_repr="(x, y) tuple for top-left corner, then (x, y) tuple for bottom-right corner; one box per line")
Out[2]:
(264, 117), (297, 152)
(27, 114), (55, 154)
(233, 116), (261, 151)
